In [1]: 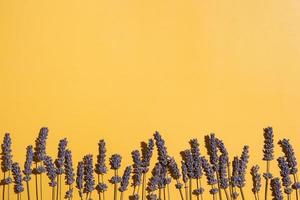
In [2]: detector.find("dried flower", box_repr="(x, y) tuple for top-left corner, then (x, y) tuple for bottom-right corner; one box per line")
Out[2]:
(201, 156), (217, 185)
(109, 154), (122, 170)
(43, 156), (57, 187)
(96, 183), (107, 193)
(64, 149), (75, 185)
(237, 145), (249, 188)
(263, 127), (274, 161)
(270, 178), (284, 200)
(277, 157), (292, 188)
(12, 162), (24, 194)
(153, 131), (169, 166)
(33, 127), (48, 162)
(55, 138), (68, 175)
(189, 138), (203, 178)
(76, 161), (84, 195)
(181, 149), (194, 179)
(141, 139), (154, 173)
(95, 139), (107, 175)
(204, 133), (218, 170)
(131, 150), (142, 187)
(279, 139), (298, 174)
(168, 157), (181, 180)
(119, 166), (132, 192)
(231, 156), (240, 187)
(1, 133), (13, 172)
(23, 145), (34, 182)
(181, 161), (189, 183)
(219, 154), (229, 189)
(250, 165), (261, 193)
(147, 163), (162, 192)
(83, 155), (95, 193)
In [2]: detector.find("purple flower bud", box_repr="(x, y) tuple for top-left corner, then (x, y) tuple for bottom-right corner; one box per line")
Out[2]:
(154, 131), (169, 166)
(119, 166), (132, 192)
(55, 138), (68, 175)
(219, 154), (229, 189)
(270, 178), (284, 200)
(141, 139), (154, 173)
(23, 145), (34, 182)
(33, 127), (48, 162)
(277, 157), (291, 188)
(204, 133), (218, 171)
(96, 183), (107, 192)
(189, 139), (203, 179)
(250, 165), (261, 193)
(193, 188), (204, 195)
(109, 154), (122, 170)
(43, 156), (57, 187)
(263, 127), (274, 161)
(83, 155), (95, 193)
(279, 139), (298, 174)
(76, 161), (84, 192)
(231, 156), (240, 187)
(64, 188), (73, 199)
(201, 156), (217, 185)
(181, 150), (194, 179)
(237, 146), (249, 187)
(168, 157), (181, 180)
(1, 133), (13, 172)
(131, 150), (142, 187)
(209, 188), (219, 195)
(109, 175), (122, 184)
(95, 140), (107, 175)
(146, 194), (157, 200)
(129, 194), (139, 200)
(12, 162), (24, 194)
(181, 161), (189, 183)
(64, 150), (75, 186)
(147, 163), (162, 192)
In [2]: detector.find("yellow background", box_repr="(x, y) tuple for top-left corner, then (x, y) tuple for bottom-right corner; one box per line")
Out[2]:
(1, 0), (300, 199)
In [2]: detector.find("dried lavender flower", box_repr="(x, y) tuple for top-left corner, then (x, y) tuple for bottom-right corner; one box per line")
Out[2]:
(55, 138), (68, 175)
(119, 166), (132, 192)
(12, 162), (24, 194)
(204, 133), (218, 170)
(168, 157), (181, 180)
(279, 139), (298, 174)
(33, 127), (48, 162)
(201, 156), (217, 185)
(109, 154), (122, 170)
(43, 156), (57, 187)
(96, 183), (107, 193)
(95, 139), (107, 175)
(237, 145), (249, 188)
(181, 161), (189, 183)
(263, 127), (274, 161)
(83, 155), (95, 193)
(23, 145), (34, 182)
(146, 194), (157, 200)
(141, 139), (154, 173)
(146, 163), (162, 192)
(131, 150), (142, 187)
(76, 161), (84, 195)
(181, 149), (194, 179)
(231, 156), (240, 187)
(64, 149), (75, 185)
(189, 138), (203, 178)
(1, 133), (13, 172)
(219, 154), (229, 189)
(277, 157), (292, 188)
(153, 131), (169, 166)
(270, 178), (284, 200)
(250, 165), (261, 193)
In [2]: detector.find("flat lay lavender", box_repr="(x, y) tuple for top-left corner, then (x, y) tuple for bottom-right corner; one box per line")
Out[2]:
(0, 127), (299, 200)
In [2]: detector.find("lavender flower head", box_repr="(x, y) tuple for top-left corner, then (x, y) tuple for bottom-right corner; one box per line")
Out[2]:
(277, 157), (292, 194)
(181, 161), (189, 183)
(55, 138), (68, 175)
(231, 156), (240, 187)
(189, 138), (203, 179)
(237, 145), (249, 188)
(219, 154), (229, 189)
(279, 139), (298, 174)
(76, 161), (84, 194)
(250, 165), (261, 193)
(23, 145), (34, 182)
(43, 156), (57, 187)
(64, 149), (75, 185)
(181, 150), (194, 179)
(95, 139), (107, 175)
(168, 157), (181, 180)
(263, 127), (274, 161)
(146, 194), (157, 200)
(154, 131), (169, 166)
(131, 150), (142, 187)
(204, 133), (218, 170)
(270, 178), (284, 200)
(83, 155), (95, 193)
(201, 156), (217, 185)
(146, 162), (162, 192)
(96, 183), (108, 193)
(33, 127), (48, 162)
(1, 133), (13, 172)
(12, 162), (24, 194)
(109, 154), (122, 170)
(141, 139), (154, 173)
(119, 166), (132, 192)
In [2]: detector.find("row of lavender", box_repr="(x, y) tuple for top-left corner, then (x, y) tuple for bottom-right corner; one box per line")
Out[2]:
(0, 127), (299, 200)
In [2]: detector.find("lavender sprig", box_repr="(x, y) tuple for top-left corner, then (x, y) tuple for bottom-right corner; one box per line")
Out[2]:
(263, 127), (274, 200)
(131, 150), (142, 188)
(110, 154), (122, 200)
(12, 162), (24, 194)
(64, 150), (74, 200)
(1, 133), (13, 173)
(250, 165), (261, 199)
(168, 158), (184, 200)
(95, 140), (107, 175)
(277, 157), (293, 196)
(270, 178), (284, 200)
(83, 155), (95, 197)
(119, 166), (132, 192)
(43, 156), (57, 187)
(204, 133), (218, 171)
(201, 156), (218, 197)
(23, 145), (34, 182)
(33, 127), (48, 163)
(76, 161), (84, 200)
(153, 131), (169, 166)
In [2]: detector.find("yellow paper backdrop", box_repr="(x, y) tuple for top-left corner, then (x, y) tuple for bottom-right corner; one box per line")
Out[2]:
(1, 0), (300, 199)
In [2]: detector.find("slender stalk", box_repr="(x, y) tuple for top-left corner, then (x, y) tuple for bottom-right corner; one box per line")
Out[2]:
(163, 187), (166, 200)
(224, 189), (230, 200)
(184, 182), (189, 200)
(141, 173), (146, 200)
(166, 183), (170, 200)
(293, 174), (299, 200)
(176, 180), (184, 200)
(196, 179), (200, 200)
(2, 172), (5, 200)
(59, 174), (62, 200)
(189, 179), (192, 200)
(97, 174), (101, 200)
(52, 187), (55, 200)
(212, 185), (216, 200)
(113, 170), (118, 200)
(56, 176), (59, 200)
(257, 192), (260, 200)
(26, 181), (30, 200)
(8, 171), (10, 200)
(40, 172), (42, 200)
(159, 188), (162, 200)
(227, 162), (233, 200)
(287, 193), (291, 200)
(35, 163), (39, 200)
(239, 187), (245, 200)
(120, 192), (123, 200)
(101, 174), (105, 200)
(216, 172), (222, 200)
(264, 161), (270, 200)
